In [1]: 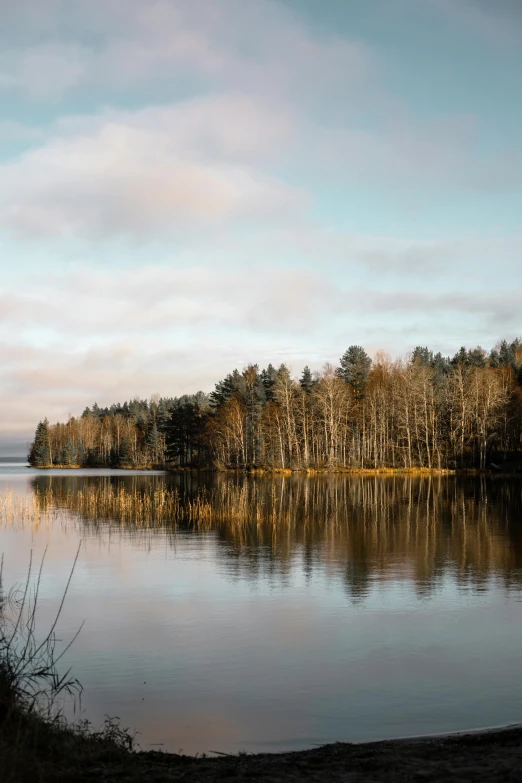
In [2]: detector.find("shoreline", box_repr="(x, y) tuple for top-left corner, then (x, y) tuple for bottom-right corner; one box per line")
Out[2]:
(5, 708), (522, 781)
(131, 724), (522, 781)
(26, 464), (520, 477)
(79, 724), (522, 781)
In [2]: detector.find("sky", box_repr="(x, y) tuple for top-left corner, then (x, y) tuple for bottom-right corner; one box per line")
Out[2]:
(1, 0), (521, 452)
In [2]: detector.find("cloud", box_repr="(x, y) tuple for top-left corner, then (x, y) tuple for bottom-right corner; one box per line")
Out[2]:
(0, 263), (341, 338)
(3, 0), (521, 213)
(0, 258), (519, 439)
(0, 96), (305, 239)
(0, 0), (372, 105)
(0, 0), (521, 444)
(0, 43), (87, 100)
(308, 110), (522, 194)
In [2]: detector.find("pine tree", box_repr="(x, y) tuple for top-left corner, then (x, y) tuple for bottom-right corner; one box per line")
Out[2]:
(28, 419), (51, 467)
(260, 364), (278, 402)
(412, 347), (433, 366)
(210, 370), (245, 408)
(337, 346), (372, 400)
(61, 437), (76, 466)
(300, 366), (314, 394)
(118, 437), (133, 467)
(489, 348), (500, 368)
(166, 397), (208, 466)
(451, 347), (469, 366)
(467, 347), (487, 368)
(146, 424), (159, 462)
(431, 352), (451, 382)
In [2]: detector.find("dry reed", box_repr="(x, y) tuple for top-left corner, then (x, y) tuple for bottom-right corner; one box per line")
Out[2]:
(0, 489), (59, 529)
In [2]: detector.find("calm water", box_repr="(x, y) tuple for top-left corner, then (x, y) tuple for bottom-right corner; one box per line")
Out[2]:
(1, 464), (522, 754)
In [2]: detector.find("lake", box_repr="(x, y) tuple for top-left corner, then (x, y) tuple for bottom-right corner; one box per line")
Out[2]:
(1, 464), (521, 754)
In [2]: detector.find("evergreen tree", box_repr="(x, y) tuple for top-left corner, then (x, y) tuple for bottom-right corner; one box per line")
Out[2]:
(337, 346), (372, 400)
(467, 347), (487, 368)
(210, 370), (245, 408)
(431, 352), (451, 382)
(412, 346), (433, 366)
(118, 437), (134, 467)
(61, 437), (76, 466)
(451, 346), (469, 366)
(166, 397), (207, 466)
(300, 366), (314, 394)
(499, 340), (515, 367)
(260, 364), (278, 402)
(489, 340), (521, 372)
(146, 424), (162, 465)
(489, 348), (500, 368)
(28, 419), (51, 467)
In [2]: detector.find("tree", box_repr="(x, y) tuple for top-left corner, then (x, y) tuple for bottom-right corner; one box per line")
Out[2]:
(166, 398), (204, 466)
(210, 370), (245, 408)
(300, 366), (314, 394)
(272, 364), (299, 467)
(260, 364), (278, 402)
(451, 347), (469, 367)
(411, 346), (433, 366)
(468, 347), (487, 368)
(242, 365), (265, 466)
(118, 437), (134, 467)
(25, 338), (522, 471)
(337, 346), (372, 401)
(28, 419), (52, 467)
(146, 423), (162, 465)
(61, 437), (77, 466)
(431, 352), (451, 381)
(315, 364), (351, 467)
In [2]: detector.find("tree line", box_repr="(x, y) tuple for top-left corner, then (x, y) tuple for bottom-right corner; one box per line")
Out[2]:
(28, 339), (522, 471)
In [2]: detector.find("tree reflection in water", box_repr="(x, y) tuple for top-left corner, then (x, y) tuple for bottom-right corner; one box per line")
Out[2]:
(30, 474), (522, 601)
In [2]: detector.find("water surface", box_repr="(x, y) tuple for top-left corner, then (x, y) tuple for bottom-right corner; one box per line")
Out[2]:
(1, 466), (521, 754)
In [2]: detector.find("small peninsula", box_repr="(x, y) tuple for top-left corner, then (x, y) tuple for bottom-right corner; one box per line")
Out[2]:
(28, 341), (522, 473)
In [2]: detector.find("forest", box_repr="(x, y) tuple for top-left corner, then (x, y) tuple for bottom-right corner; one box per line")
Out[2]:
(28, 340), (522, 471)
